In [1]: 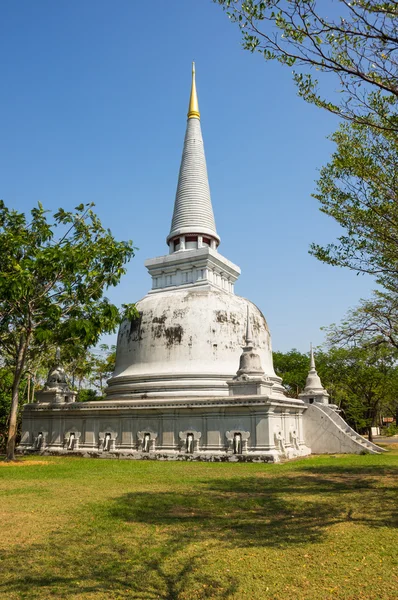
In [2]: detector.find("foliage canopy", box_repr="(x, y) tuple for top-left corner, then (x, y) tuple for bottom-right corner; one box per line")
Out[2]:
(215, 1), (398, 348)
(310, 118), (398, 289)
(0, 200), (136, 460)
(214, 0), (398, 131)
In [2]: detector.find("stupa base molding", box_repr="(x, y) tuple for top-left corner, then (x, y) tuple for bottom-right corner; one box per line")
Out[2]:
(19, 395), (312, 463)
(18, 447), (311, 464)
(19, 393), (383, 460)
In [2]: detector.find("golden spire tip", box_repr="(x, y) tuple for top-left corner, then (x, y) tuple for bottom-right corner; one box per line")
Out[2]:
(188, 61), (200, 119)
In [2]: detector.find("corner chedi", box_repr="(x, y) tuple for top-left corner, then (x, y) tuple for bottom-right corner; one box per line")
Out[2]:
(228, 306), (274, 397)
(299, 344), (329, 405)
(35, 348), (76, 405)
(19, 64), (384, 461)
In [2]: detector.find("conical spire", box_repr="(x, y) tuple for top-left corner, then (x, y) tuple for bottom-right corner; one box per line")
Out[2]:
(167, 64), (220, 248)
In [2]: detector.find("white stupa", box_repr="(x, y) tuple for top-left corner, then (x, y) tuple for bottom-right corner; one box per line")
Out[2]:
(19, 65), (384, 460)
(106, 63), (284, 401)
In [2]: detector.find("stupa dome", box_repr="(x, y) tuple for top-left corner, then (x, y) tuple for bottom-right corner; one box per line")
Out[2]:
(106, 288), (278, 399)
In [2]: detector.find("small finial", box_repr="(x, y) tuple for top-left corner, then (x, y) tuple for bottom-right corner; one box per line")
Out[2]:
(188, 61), (200, 119)
(310, 343), (316, 370)
(56, 347), (61, 362)
(245, 305), (253, 346)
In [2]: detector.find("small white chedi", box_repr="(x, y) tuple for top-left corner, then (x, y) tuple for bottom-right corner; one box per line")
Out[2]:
(19, 65), (383, 461)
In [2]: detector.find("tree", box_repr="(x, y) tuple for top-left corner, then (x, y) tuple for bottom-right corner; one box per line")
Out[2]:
(320, 344), (398, 440)
(0, 366), (14, 452)
(310, 117), (398, 289)
(308, 110), (398, 349)
(90, 344), (116, 396)
(67, 347), (97, 393)
(274, 345), (398, 439)
(214, 2), (398, 285)
(325, 290), (398, 349)
(215, 1), (398, 347)
(0, 201), (137, 461)
(77, 389), (100, 402)
(72, 344), (116, 400)
(273, 348), (310, 396)
(214, 1), (398, 131)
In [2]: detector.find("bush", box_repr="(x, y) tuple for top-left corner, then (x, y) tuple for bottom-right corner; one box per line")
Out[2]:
(77, 389), (100, 402)
(382, 423), (398, 437)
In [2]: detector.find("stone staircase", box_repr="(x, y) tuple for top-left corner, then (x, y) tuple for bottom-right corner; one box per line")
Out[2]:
(316, 403), (386, 454)
(304, 402), (386, 455)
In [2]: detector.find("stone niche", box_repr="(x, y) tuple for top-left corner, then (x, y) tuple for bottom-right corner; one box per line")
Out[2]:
(99, 427), (118, 452)
(179, 430), (201, 453)
(63, 429), (81, 451)
(225, 430), (250, 455)
(273, 427), (287, 456)
(31, 429), (48, 451)
(137, 430), (158, 452)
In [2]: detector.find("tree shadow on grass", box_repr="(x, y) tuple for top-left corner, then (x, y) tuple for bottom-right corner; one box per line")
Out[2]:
(298, 462), (398, 477)
(108, 464), (398, 550)
(1, 461), (396, 598)
(0, 530), (237, 599)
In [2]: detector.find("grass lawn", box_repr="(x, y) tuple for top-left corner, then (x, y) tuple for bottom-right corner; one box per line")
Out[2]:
(0, 450), (397, 600)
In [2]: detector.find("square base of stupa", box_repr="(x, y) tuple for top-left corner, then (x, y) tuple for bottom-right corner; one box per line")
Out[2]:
(18, 395), (311, 463)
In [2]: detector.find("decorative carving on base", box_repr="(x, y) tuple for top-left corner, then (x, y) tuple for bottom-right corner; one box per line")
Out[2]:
(32, 430), (47, 451)
(178, 430), (201, 453)
(225, 430), (250, 454)
(137, 430), (158, 452)
(63, 430), (81, 451)
(290, 428), (300, 451)
(274, 428), (286, 455)
(99, 429), (118, 452)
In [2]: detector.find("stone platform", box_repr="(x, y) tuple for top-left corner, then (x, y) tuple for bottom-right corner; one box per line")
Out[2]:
(19, 395), (311, 463)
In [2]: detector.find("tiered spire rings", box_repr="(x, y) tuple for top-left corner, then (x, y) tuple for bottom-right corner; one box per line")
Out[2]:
(167, 63), (220, 247)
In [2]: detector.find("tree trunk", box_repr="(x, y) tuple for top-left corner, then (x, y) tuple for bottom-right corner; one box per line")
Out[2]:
(368, 427), (373, 442)
(5, 336), (29, 461)
(31, 371), (37, 403)
(6, 378), (21, 461)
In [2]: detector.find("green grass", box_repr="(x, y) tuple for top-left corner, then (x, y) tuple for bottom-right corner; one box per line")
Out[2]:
(0, 451), (397, 600)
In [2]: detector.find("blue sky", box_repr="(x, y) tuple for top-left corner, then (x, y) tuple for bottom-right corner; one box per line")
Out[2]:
(0, 0), (374, 352)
